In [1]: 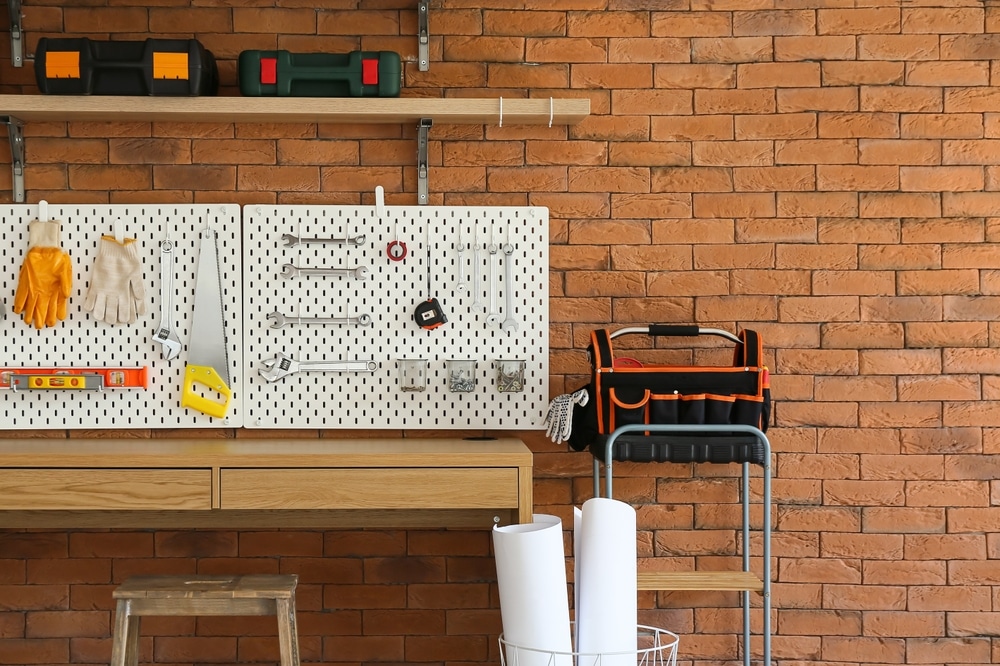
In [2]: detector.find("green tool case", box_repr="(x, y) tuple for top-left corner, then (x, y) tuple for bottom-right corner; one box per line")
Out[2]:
(238, 50), (401, 97)
(35, 38), (218, 96)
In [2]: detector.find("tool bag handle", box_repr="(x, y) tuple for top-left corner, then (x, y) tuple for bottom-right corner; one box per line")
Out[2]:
(594, 325), (762, 371)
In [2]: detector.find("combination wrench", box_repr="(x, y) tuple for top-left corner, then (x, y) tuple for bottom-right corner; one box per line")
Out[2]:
(281, 264), (370, 279)
(486, 237), (501, 327)
(151, 238), (182, 360)
(267, 311), (372, 329)
(258, 354), (378, 382)
(282, 233), (366, 247)
(501, 243), (520, 333)
(470, 236), (486, 313)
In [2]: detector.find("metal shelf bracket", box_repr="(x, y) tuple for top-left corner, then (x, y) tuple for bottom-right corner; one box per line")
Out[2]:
(8, 0), (23, 67)
(416, 117), (432, 205)
(3, 116), (25, 202)
(417, 1), (429, 71)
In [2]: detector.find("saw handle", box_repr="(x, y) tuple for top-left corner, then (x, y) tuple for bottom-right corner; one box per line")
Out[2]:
(181, 364), (232, 419)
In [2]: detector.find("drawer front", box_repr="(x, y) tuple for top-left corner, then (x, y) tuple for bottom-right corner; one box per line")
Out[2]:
(0, 469), (212, 510)
(220, 468), (519, 510)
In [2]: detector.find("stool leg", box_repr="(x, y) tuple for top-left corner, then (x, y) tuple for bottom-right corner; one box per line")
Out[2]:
(275, 597), (301, 666)
(110, 599), (141, 666)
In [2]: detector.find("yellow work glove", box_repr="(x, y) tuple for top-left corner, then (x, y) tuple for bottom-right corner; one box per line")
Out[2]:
(13, 219), (73, 329)
(83, 235), (146, 325)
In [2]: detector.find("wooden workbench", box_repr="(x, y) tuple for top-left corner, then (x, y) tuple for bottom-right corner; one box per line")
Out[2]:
(0, 437), (533, 529)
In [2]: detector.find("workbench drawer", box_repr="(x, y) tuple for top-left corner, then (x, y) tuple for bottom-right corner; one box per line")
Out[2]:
(0, 469), (212, 510)
(220, 468), (520, 510)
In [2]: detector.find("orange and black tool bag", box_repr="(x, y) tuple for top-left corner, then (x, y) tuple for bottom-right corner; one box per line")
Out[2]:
(569, 325), (771, 464)
(35, 38), (218, 96)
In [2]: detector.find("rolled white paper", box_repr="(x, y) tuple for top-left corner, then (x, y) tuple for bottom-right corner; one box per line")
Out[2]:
(493, 514), (574, 666)
(576, 497), (637, 666)
(573, 506), (583, 653)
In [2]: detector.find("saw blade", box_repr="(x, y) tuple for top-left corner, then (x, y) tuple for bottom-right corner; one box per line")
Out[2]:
(187, 228), (230, 386)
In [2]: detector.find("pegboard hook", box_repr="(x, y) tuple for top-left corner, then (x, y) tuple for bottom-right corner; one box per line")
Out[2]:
(498, 97), (503, 128)
(375, 185), (386, 220)
(37, 199), (48, 223)
(113, 217), (125, 244)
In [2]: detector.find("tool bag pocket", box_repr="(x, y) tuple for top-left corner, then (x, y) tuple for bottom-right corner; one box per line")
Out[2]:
(569, 327), (770, 454)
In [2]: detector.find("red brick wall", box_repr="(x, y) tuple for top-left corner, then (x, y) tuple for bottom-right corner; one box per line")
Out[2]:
(2, 1), (1000, 665)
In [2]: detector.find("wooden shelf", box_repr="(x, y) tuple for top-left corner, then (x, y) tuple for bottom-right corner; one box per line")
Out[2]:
(0, 95), (590, 125)
(637, 571), (765, 593)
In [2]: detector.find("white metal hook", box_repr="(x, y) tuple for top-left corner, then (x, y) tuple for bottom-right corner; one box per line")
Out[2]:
(38, 199), (48, 222)
(549, 97), (554, 128)
(113, 216), (125, 244)
(375, 185), (386, 220)
(499, 96), (503, 128)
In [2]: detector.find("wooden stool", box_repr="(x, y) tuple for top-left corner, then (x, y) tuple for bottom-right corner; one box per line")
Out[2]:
(110, 574), (300, 666)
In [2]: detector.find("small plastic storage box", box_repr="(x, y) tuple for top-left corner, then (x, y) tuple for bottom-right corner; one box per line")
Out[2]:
(238, 50), (401, 97)
(35, 38), (218, 96)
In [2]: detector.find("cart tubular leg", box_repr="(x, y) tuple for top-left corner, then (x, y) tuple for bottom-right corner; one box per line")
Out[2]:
(597, 423), (772, 666)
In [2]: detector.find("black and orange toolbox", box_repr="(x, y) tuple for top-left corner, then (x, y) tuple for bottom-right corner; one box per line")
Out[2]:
(238, 50), (401, 97)
(35, 37), (218, 95)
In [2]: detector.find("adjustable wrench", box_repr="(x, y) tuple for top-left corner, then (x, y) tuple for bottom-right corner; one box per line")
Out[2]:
(152, 238), (182, 360)
(281, 264), (370, 279)
(501, 243), (520, 333)
(258, 354), (378, 382)
(267, 311), (372, 329)
(282, 233), (366, 247)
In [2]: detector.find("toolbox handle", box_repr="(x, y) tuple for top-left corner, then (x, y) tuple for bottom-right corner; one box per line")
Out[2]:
(611, 325), (742, 344)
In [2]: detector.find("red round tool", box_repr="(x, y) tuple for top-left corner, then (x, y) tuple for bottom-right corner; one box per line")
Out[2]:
(386, 240), (407, 261)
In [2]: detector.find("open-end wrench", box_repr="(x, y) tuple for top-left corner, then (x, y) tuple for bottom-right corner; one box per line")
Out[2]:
(486, 238), (501, 327)
(455, 230), (469, 294)
(267, 311), (372, 329)
(470, 237), (486, 313)
(501, 243), (520, 333)
(282, 233), (366, 247)
(281, 264), (370, 279)
(152, 238), (182, 360)
(258, 354), (377, 382)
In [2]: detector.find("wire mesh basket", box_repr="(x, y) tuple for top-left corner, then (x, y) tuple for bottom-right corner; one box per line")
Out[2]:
(499, 625), (679, 666)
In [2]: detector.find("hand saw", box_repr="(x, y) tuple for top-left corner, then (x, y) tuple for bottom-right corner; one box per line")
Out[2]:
(181, 227), (232, 418)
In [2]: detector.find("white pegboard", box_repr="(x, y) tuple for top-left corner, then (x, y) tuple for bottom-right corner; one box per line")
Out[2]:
(241, 205), (549, 429)
(0, 204), (244, 429)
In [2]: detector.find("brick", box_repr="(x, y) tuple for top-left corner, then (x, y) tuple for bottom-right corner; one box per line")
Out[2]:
(612, 193), (691, 218)
(907, 637), (992, 663)
(945, 348), (1000, 374)
(526, 140), (606, 166)
(652, 11), (732, 37)
(944, 243), (1000, 268)
(821, 322), (905, 349)
(862, 507), (946, 534)
(819, 112), (900, 139)
(823, 585), (907, 611)
(778, 506), (861, 532)
(818, 8), (901, 35)
(907, 62), (989, 87)
(948, 612), (1000, 637)
(694, 294), (778, 320)
(943, 34), (1000, 60)
(652, 167), (733, 192)
(817, 165), (898, 191)
(570, 166), (648, 193)
(858, 35), (940, 61)
(777, 192), (859, 218)
(910, 585), (992, 611)
(611, 245), (692, 270)
(780, 296), (860, 322)
(775, 36), (856, 62)
(64, 7), (148, 32)
(234, 8), (315, 34)
(825, 479), (905, 506)
(859, 244), (940, 270)
(737, 217), (817, 242)
(945, 139), (1000, 165)
(731, 269), (810, 295)
(733, 10), (816, 36)
(775, 139), (858, 164)
(734, 114), (817, 140)
(903, 7), (984, 34)
(655, 64), (736, 90)
(565, 271), (645, 296)
(813, 270), (895, 295)
(822, 533), (903, 559)
(822, 61), (904, 86)
(691, 37), (773, 63)
(866, 612), (946, 638)
(822, 636), (906, 663)
(693, 193), (775, 217)
(445, 36), (525, 62)
(694, 89), (776, 115)
(535, 193), (611, 219)
(693, 243), (774, 269)
(484, 10), (560, 36)
(778, 349), (859, 375)
(610, 37), (690, 63)
(945, 88), (1000, 113)
(901, 166), (983, 192)
(906, 534), (986, 560)
(737, 62), (820, 89)
(567, 10), (649, 37)
(908, 321), (989, 348)
(901, 113), (983, 139)
(611, 140), (691, 165)
(69, 165), (152, 191)
(611, 89), (693, 116)
(777, 88), (859, 113)
(949, 507), (1000, 532)
(0, 638), (69, 665)
(780, 558), (861, 584)
(816, 376), (895, 403)
(908, 480), (990, 506)
(692, 140), (773, 167)
(572, 63), (652, 89)
(862, 86), (942, 114)
(946, 454), (1000, 480)
(777, 452), (859, 479)
(860, 193), (942, 219)
(490, 63), (568, 89)
(904, 217), (985, 243)
(861, 297), (943, 324)
(864, 560), (946, 585)
(651, 218), (734, 243)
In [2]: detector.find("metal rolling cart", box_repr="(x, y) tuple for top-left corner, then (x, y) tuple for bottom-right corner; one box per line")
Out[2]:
(572, 325), (773, 666)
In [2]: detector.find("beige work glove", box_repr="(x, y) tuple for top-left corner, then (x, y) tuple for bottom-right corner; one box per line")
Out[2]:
(83, 235), (146, 325)
(13, 219), (73, 329)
